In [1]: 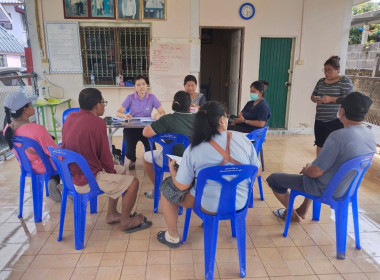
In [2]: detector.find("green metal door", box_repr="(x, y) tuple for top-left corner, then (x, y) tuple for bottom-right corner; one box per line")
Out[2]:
(259, 38), (293, 128)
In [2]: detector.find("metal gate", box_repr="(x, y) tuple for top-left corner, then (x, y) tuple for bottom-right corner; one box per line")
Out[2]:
(0, 73), (38, 160)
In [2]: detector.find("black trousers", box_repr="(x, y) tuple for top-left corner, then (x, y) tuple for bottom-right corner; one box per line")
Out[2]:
(123, 128), (151, 162)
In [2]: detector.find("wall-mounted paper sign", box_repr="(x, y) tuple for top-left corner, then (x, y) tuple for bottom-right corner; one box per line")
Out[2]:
(45, 22), (83, 73)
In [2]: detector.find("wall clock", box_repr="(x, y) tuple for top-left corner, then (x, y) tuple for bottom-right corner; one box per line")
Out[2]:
(239, 3), (255, 20)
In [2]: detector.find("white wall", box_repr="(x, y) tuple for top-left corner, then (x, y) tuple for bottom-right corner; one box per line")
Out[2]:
(26, 0), (351, 134)
(6, 54), (21, 67)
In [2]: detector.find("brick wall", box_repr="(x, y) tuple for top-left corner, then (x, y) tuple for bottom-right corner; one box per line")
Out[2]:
(346, 42), (380, 70)
(348, 75), (380, 126)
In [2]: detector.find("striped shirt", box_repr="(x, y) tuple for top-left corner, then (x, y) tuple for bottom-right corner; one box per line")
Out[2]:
(312, 75), (353, 122)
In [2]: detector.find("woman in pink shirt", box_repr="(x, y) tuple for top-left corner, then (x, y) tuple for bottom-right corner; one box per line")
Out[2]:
(3, 92), (62, 202)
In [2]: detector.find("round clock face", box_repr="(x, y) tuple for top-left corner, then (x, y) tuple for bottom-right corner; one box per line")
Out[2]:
(239, 3), (255, 20)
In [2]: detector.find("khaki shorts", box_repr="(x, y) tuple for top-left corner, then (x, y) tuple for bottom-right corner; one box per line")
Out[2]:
(74, 165), (134, 199)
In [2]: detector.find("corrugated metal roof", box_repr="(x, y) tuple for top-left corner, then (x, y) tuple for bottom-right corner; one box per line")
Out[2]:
(0, 26), (25, 54)
(0, 0), (23, 4)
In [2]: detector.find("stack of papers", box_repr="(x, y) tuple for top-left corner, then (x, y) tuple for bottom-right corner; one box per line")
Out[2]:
(112, 117), (128, 124)
(166, 154), (182, 166)
(132, 117), (154, 122)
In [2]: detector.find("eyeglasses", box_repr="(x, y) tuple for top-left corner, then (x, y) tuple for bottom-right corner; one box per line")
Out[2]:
(322, 68), (337, 73)
(100, 100), (108, 106)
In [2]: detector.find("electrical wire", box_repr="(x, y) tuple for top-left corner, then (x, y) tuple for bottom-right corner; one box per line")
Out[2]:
(42, 72), (64, 99)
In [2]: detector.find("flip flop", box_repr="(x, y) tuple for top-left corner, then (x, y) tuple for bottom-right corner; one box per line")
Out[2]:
(144, 190), (154, 199)
(123, 220), (152, 233)
(157, 231), (181, 248)
(130, 212), (148, 222)
(273, 208), (286, 220)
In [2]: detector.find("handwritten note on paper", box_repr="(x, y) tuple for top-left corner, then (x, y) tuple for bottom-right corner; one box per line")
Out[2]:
(45, 22), (82, 73)
(149, 42), (191, 101)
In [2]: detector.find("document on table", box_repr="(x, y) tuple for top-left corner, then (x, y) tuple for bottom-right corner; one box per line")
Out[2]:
(112, 116), (128, 123)
(166, 154), (182, 166)
(132, 117), (154, 122)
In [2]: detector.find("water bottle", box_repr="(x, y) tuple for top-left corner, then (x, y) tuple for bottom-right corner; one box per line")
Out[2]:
(19, 84), (25, 94)
(90, 72), (95, 85)
(41, 87), (46, 98)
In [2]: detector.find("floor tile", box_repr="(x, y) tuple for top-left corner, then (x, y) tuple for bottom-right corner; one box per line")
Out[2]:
(1, 135), (380, 280)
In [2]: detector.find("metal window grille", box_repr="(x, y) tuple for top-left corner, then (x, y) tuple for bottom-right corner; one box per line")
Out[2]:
(79, 26), (150, 86)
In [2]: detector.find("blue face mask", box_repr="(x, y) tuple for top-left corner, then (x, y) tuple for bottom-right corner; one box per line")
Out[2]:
(250, 93), (259, 101)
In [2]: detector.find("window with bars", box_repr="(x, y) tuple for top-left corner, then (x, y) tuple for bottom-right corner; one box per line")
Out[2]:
(79, 26), (150, 86)
(0, 55), (7, 67)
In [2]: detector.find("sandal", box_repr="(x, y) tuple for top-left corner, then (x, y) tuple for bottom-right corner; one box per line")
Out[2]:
(144, 190), (154, 199)
(129, 161), (136, 170)
(123, 220), (152, 233)
(157, 231), (181, 248)
(273, 208), (286, 220)
(130, 212), (148, 222)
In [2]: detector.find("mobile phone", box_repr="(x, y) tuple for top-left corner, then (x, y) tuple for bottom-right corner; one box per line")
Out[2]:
(168, 158), (179, 171)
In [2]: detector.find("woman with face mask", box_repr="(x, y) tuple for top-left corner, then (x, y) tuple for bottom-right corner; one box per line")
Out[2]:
(228, 80), (271, 133)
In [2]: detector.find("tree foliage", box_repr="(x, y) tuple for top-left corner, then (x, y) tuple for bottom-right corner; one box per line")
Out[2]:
(349, 2), (380, 45)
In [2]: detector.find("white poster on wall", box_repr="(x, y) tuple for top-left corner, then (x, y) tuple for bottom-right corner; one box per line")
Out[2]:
(45, 22), (82, 73)
(149, 41), (191, 101)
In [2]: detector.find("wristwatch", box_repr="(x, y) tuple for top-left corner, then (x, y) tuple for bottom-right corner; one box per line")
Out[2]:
(243, 119), (247, 124)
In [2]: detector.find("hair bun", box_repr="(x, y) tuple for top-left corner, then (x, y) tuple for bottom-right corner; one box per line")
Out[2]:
(330, 55), (340, 61)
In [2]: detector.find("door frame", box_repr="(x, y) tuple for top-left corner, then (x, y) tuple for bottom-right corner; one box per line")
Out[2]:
(200, 26), (245, 114)
(257, 35), (295, 130)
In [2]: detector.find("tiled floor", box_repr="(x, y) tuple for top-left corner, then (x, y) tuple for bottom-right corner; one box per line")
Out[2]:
(0, 134), (380, 280)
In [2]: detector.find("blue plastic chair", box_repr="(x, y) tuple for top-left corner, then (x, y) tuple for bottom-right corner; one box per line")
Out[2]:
(182, 165), (258, 280)
(148, 133), (190, 213)
(62, 107), (80, 126)
(121, 108), (130, 165)
(283, 153), (375, 260)
(47, 146), (104, 250)
(12, 135), (58, 222)
(246, 126), (268, 206)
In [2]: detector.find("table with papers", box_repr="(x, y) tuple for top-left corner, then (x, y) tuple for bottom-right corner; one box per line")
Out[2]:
(106, 117), (155, 151)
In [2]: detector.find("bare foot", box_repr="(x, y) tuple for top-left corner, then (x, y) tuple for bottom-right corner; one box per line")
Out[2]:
(295, 207), (306, 219)
(284, 209), (302, 223)
(119, 214), (144, 231)
(106, 212), (121, 224)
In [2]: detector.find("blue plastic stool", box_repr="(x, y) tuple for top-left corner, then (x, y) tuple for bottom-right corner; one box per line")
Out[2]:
(148, 133), (190, 213)
(47, 146), (104, 250)
(12, 135), (58, 222)
(62, 107), (80, 125)
(246, 126), (268, 207)
(283, 153), (375, 260)
(182, 165), (258, 280)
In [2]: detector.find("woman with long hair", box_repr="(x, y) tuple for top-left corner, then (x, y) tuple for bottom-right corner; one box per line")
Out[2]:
(2, 92), (62, 202)
(157, 101), (261, 248)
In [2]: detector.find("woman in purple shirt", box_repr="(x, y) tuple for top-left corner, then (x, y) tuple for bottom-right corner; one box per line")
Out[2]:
(116, 75), (166, 170)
